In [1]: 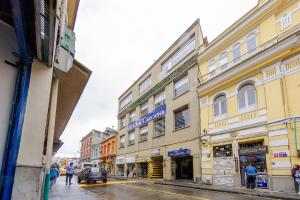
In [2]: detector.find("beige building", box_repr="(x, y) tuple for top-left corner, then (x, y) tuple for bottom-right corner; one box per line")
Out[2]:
(116, 20), (205, 181)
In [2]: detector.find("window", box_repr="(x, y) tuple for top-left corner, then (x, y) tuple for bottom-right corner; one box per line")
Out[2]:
(281, 13), (292, 30)
(174, 107), (189, 130)
(112, 141), (115, 152)
(213, 145), (232, 157)
(140, 103), (148, 117)
(154, 91), (165, 109)
(139, 76), (151, 93)
(208, 59), (216, 77)
(120, 135), (125, 148)
(129, 111), (136, 123)
(219, 52), (228, 70)
(161, 37), (196, 77)
(247, 33), (257, 54)
(213, 95), (227, 118)
(120, 116), (127, 128)
(154, 118), (165, 136)
(140, 126), (148, 141)
(232, 43), (241, 63)
(238, 84), (257, 111)
(174, 75), (188, 97)
(120, 93), (132, 109)
(108, 143), (111, 153)
(129, 131), (135, 145)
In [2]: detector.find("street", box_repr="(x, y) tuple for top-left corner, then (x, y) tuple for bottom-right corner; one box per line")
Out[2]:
(80, 179), (276, 200)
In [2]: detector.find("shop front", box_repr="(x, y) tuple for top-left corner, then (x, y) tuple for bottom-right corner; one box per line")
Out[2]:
(151, 148), (163, 178)
(213, 144), (234, 186)
(126, 156), (135, 176)
(116, 156), (125, 176)
(136, 157), (149, 178)
(239, 141), (268, 189)
(168, 149), (193, 180)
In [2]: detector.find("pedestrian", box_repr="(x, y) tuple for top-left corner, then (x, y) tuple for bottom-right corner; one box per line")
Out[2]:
(50, 163), (59, 188)
(66, 162), (74, 186)
(126, 168), (130, 179)
(245, 162), (257, 189)
(293, 165), (300, 194)
(136, 166), (141, 179)
(132, 166), (136, 179)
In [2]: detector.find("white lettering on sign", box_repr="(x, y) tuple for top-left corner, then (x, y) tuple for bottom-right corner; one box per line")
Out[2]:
(272, 150), (290, 158)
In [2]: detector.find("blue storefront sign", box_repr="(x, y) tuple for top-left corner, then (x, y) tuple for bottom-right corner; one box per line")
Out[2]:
(127, 104), (166, 132)
(168, 148), (191, 157)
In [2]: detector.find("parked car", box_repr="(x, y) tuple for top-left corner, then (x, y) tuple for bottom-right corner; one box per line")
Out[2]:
(77, 167), (107, 184)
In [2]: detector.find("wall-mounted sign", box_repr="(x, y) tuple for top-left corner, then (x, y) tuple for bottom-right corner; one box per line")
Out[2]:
(272, 150), (290, 157)
(168, 148), (191, 157)
(127, 105), (166, 132)
(151, 148), (160, 156)
(256, 172), (268, 188)
(126, 157), (135, 164)
(116, 157), (125, 164)
(239, 146), (268, 156)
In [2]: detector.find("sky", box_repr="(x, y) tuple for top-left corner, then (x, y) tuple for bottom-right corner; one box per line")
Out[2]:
(58, 0), (257, 155)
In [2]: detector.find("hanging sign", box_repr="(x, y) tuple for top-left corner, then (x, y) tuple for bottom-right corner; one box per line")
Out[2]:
(168, 148), (191, 157)
(239, 146), (268, 155)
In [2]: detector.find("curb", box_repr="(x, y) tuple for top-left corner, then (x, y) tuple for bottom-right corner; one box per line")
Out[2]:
(154, 181), (300, 200)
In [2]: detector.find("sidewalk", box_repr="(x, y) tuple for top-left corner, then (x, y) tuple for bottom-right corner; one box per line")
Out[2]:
(49, 176), (99, 200)
(154, 180), (300, 200)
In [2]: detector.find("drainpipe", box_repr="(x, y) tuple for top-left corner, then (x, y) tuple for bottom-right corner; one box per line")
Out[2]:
(293, 118), (298, 151)
(0, 0), (32, 199)
(43, 78), (59, 200)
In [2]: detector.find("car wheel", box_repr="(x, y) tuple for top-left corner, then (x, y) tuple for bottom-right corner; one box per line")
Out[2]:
(86, 179), (90, 184)
(94, 181), (97, 183)
(78, 177), (81, 184)
(103, 179), (107, 183)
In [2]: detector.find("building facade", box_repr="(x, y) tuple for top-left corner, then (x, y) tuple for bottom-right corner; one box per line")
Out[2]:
(80, 130), (104, 163)
(198, 0), (300, 192)
(116, 20), (205, 181)
(100, 133), (117, 175)
(0, 0), (91, 199)
(91, 130), (109, 167)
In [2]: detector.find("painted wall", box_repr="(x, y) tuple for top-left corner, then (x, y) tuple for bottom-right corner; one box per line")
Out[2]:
(0, 21), (19, 171)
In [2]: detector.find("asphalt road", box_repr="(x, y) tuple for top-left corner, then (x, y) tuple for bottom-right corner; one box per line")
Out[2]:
(81, 180), (277, 200)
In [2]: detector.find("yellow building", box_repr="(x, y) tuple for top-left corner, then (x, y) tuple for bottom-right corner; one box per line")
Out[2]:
(198, 0), (300, 192)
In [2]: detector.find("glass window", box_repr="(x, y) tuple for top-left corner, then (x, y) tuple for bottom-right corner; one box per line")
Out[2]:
(232, 43), (241, 63)
(238, 84), (257, 110)
(213, 95), (227, 117)
(129, 111), (136, 123)
(161, 37), (195, 77)
(247, 33), (257, 54)
(213, 145), (232, 157)
(120, 116), (127, 128)
(120, 93), (132, 109)
(128, 132), (135, 145)
(154, 91), (165, 109)
(174, 107), (189, 130)
(281, 13), (292, 30)
(174, 75), (188, 97)
(140, 126), (148, 141)
(140, 103), (148, 116)
(139, 76), (151, 93)
(120, 135), (125, 148)
(219, 52), (228, 70)
(208, 59), (216, 77)
(154, 118), (165, 136)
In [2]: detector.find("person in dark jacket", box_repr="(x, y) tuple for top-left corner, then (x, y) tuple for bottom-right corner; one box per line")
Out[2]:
(292, 164), (300, 193)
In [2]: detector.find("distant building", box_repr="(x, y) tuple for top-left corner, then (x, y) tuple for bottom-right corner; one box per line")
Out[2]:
(100, 132), (117, 175)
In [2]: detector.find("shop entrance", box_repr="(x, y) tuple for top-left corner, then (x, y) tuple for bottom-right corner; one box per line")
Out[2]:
(152, 156), (163, 178)
(239, 141), (268, 188)
(174, 156), (193, 179)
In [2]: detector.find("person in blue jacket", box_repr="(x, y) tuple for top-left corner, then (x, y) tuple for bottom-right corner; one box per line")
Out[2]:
(245, 162), (257, 189)
(50, 163), (60, 188)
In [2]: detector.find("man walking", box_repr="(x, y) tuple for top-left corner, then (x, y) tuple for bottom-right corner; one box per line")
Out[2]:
(66, 162), (74, 186)
(245, 162), (257, 189)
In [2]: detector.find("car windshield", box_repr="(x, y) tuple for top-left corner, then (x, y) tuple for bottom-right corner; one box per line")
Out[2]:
(83, 164), (93, 168)
(91, 167), (99, 173)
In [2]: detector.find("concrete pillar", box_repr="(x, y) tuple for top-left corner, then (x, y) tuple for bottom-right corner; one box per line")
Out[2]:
(43, 78), (59, 200)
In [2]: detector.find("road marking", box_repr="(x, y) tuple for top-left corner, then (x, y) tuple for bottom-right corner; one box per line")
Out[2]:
(123, 184), (211, 200)
(79, 180), (137, 188)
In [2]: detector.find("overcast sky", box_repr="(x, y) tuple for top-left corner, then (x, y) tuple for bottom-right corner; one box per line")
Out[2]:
(58, 0), (257, 154)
